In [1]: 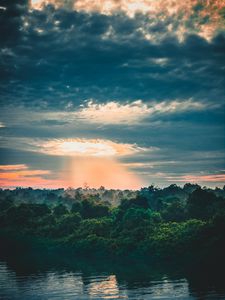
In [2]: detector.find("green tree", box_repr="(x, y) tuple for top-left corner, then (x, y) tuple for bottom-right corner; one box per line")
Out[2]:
(162, 200), (186, 222)
(53, 204), (68, 217)
(187, 188), (221, 220)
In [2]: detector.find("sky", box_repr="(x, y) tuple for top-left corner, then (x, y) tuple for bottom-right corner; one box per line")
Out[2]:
(0, 0), (225, 189)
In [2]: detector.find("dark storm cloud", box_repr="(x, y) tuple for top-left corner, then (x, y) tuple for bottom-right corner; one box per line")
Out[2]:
(0, 2), (225, 109)
(0, 0), (28, 46)
(0, 147), (63, 171)
(0, 1), (224, 187)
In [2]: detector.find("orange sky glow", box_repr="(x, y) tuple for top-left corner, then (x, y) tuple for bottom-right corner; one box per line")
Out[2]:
(1, 161), (225, 189)
(0, 136), (147, 189)
(0, 139), (147, 189)
(65, 157), (144, 189)
(1, 1), (225, 189)
(0, 159), (145, 190)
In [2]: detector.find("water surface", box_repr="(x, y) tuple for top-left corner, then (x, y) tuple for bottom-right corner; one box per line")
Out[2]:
(0, 252), (225, 299)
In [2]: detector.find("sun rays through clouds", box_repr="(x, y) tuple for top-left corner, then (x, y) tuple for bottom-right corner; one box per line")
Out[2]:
(0, 0), (224, 188)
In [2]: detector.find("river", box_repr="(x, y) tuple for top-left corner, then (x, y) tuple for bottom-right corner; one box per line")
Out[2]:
(0, 251), (225, 299)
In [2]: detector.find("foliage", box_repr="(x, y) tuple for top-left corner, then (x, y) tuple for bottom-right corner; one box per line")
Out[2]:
(0, 185), (225, 259)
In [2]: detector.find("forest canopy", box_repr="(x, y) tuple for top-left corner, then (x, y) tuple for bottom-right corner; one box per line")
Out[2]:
(0, 184), (225, 261)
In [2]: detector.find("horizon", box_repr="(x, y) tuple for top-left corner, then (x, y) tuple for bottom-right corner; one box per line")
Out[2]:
(1, 182), (224, 191)
(0, 0), (225, 189)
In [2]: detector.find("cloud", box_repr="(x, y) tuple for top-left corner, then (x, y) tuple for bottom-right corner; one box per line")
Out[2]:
(0, 136), (147, 157)
(0, 122), (5, 128)
(0, 160), (145, 191)
(0, 0), (224, 189)
(129, 170), (225, 187)
(77, 100), (150, 125)
(0, 99), (215, 128)
(0, 164), (28, 171)
(29, 0), (225, 40)
(149, 58), (169, 66)
(34, 138), (146, 156)
(1, 2), (225, 111)
(167, 173), (225, 183)
(75, 99), (213, 125)
(0, 164), (66, 188)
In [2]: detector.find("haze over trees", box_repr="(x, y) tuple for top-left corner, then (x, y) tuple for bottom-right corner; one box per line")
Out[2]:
(0, 184), (225, 261)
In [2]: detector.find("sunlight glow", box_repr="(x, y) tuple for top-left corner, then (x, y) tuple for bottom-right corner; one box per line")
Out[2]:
(87, 275), (122, 298)
(66, 157), (144, 189)
(30, 0), (56, 10)
(39, 138), (144, 157)
(60, 140), (117, 156)
(30, 0), (44, 10)
(49, 139), (145, 189)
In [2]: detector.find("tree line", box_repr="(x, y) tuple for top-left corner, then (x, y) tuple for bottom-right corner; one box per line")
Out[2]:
(0, 184), (225, 261)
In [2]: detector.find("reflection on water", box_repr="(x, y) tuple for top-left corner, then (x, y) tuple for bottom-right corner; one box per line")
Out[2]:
(0, 253), (225, 300)
(87, 275), (124, 299)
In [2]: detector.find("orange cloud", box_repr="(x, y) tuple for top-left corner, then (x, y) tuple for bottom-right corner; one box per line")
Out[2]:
(0, 158), (145, 190)
(0, 164), (66, 189)
(74, 0), (225, 41)
(29, 0), (225, 40)
(167, 174), (225, 183)
(32, 138), (145, 157)
(30, 0), (58, 10)
(0, 164), (28, 171)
